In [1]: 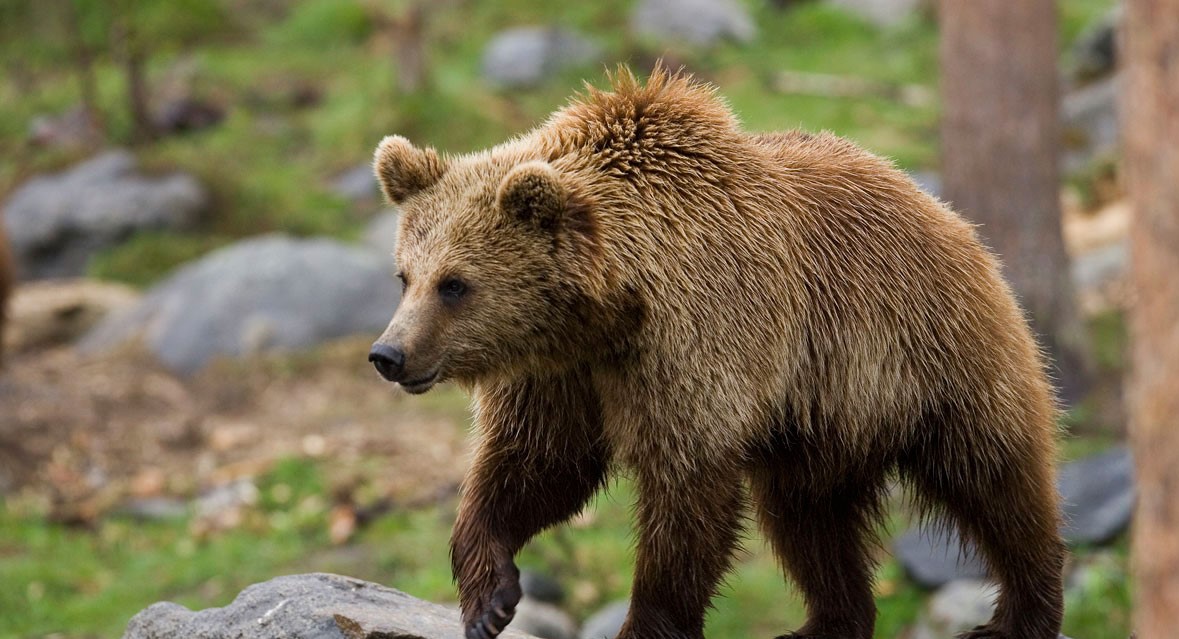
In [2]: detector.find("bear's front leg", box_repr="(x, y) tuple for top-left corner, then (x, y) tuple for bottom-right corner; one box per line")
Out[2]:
(450, 370), (607, 639)
(617, 464), (747, 639)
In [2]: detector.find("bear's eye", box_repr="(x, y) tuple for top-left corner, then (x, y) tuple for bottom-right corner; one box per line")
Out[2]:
(395, 271), (408, 293)
(438, 277), (468, 301)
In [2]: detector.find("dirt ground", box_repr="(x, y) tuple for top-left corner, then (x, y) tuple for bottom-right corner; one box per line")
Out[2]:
(0, 336), (473, 525)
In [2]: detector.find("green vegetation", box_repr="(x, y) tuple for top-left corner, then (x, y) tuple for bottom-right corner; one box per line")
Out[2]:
(4, 0), (1106, 285)
(0, 441), (1131, 639)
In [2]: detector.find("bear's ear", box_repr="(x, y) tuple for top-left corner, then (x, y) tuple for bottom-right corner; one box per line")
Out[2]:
(373, 135), (447, 204)
(496, 161), (566, 230)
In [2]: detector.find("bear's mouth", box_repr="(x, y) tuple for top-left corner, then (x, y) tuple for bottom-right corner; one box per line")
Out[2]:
(399, 371), (439, 394)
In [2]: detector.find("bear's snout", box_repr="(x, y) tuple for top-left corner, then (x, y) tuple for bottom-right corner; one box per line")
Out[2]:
(368, 342), (406, 382)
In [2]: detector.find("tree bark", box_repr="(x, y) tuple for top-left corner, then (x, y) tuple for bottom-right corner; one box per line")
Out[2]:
(393, 2), (428, 94)
(64, 0), (102, 139)
(939, 0), (1090, 404)
(1123, 0), (1179, 635)
(113, 6), (153, 143)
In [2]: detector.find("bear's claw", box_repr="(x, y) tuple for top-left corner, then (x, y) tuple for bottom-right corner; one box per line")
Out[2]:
(464, 570), (521, 639)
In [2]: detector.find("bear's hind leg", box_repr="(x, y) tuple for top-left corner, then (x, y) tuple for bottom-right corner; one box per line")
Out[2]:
(902, 425), (1065, 639)
(749, 451), (885, 639)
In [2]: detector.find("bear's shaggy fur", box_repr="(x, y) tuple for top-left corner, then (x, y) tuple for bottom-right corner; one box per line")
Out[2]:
(370, 69), (1065, 639)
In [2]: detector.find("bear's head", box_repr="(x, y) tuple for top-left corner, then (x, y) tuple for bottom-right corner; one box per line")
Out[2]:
(367, 135), (608, 393)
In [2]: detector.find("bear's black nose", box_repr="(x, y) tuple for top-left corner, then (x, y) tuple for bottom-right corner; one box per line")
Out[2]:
(369, 343), (406, 382)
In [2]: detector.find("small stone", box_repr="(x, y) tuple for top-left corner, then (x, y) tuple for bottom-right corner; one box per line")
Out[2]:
(910, 579), (996, 639)
(331, 165), (380, 205)
(512, 596), (577, 639)
(827, 0), (923, 28)
(520, 570), (565, 604)
(482, 27), (601, 89)
(363, 210), (400, 260)
(579, 599), (629, 639)
(630, 0), (755, 47)
(1061, 74), (1120, 175)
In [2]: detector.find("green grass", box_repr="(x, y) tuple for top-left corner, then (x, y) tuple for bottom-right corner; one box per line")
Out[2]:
(0, 0), (1118, 284)
(1, 441), (1132, 639)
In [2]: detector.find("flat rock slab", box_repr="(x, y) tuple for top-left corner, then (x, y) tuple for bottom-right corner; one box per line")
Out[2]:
(123, 573), (537, 639)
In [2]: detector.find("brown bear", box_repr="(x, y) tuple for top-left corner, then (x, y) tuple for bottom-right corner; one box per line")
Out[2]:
(368, 68), (1065, 639)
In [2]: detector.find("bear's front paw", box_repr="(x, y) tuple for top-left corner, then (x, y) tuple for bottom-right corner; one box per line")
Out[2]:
(463, 562), (522, 639)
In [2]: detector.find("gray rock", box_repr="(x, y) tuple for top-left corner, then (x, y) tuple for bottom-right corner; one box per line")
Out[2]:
(1059, 446), (1135, 545)
(331, 165), (380, 205)
(1070, 7), (1122, 83)
(909, 170), (942, 199)
(482, 27), (602, 89)
(512, 596), (577, 639)
(1061, 74), (1120, 175)
(893, 525), (988, 589)
(520, 569), (565, 604)
(579, 600), (629, 639)
(1071, 239), (1128, 293)
(910, 579), (996, 639)
(123, 573), (538, 639)
(119, 497), (189, 521)
(362, 210), (400, 259)
(3, 150), (207, 280)
(630, 0), (755, 47)
(827, 0), (922, 27)
(79, 234), (399, 374)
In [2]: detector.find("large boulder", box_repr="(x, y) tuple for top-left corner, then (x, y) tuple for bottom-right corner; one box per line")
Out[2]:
(123, 573), (537, 639)
(79, 235), (399, 374)
(895, 447), (1136, 588)
(630, 0), (755, 47)
(482, 27), (602, 89)
(893, 525), (988, 589)
(1058, 446), (1134, 545)
(3, 150), (207, 280)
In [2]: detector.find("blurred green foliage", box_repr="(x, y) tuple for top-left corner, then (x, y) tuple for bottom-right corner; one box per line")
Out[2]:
(0, 0), (1118, 285)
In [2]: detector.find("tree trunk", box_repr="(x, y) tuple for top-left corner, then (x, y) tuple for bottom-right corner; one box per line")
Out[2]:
(113, 7), (153, 143)
(939, 0), (1090, 404)
(1123, 0), (1179, 635)
(393, 2), (428, 94)
(64, 0), (102, 139)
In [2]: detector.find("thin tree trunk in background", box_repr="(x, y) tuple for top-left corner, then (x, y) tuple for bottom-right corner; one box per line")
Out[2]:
(393, 2), (428, 94)
(64, 1), (101, 138)
(113, 8), (153, 143)
(1124, 0), (1179, 635)
(939, 0), (1090, 404)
